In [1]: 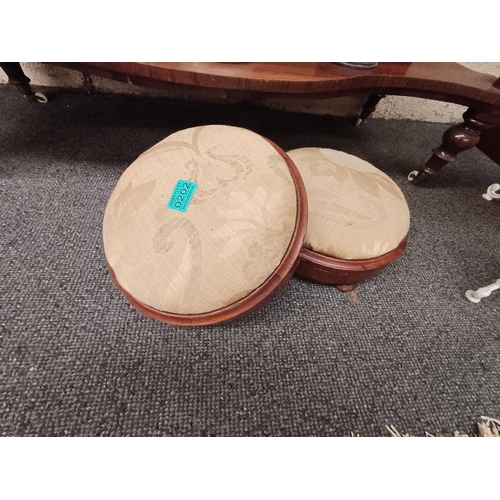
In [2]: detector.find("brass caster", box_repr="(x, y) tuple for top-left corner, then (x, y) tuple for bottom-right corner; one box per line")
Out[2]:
(35, 92), (48, 103)
(465, 290), (481, 303)
(482, 183), (500, 201)
(354, 117), (363, 127)
(408, 170), (419, 183)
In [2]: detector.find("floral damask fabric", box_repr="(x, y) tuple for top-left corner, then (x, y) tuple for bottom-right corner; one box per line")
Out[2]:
(287, 148), (410, 260)
(103, 125), (298, 315)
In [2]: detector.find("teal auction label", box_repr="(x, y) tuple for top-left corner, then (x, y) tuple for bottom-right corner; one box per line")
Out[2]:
(167, 180), (197, 212)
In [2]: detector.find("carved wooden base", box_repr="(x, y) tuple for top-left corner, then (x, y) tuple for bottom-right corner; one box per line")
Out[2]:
(295, 235), (408, 292)
(409, 108), (500, 184)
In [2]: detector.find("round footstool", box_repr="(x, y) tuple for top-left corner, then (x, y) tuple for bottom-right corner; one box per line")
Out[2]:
(103, 125), (307, 325)
(286, 148), (410, 292)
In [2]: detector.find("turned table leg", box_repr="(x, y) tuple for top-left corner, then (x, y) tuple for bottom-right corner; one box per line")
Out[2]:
(408, 108), (499, 184)
(0, 62), (48, 103)
(354, 94), (386, 126)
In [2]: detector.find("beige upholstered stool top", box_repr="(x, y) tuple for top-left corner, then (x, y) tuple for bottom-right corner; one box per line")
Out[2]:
(287, 148), (410, 260)
(103, 125), (305, 322)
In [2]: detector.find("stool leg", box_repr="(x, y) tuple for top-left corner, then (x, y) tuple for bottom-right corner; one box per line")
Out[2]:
(408, 108), (498, 184)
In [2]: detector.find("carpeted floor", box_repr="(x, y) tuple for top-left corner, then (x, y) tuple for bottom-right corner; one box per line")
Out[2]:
(1, 84), (499, 437)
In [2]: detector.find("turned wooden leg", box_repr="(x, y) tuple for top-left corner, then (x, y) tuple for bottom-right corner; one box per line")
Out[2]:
(0, 62), (47, 102)
(408, 108), (499, 184)
(354, 94), (386, 126)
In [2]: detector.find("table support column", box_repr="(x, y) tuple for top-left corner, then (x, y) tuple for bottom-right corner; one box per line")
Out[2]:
(0, 62), (47, 102)
(408, 108), (500, 184)
(354, 94), (386, 126)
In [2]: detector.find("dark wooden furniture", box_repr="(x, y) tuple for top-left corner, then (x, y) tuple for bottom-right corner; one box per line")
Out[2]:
(7, 62), (500, 182)
(0, 62), (48, 102)
(476, 117), (500, 166)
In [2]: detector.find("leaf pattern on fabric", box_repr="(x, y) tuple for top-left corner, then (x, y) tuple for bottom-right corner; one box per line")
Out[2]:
(138, 126), (204, 158)
(372, 174), (404, 199)
(294, 148), (403, 201)
(268, 153), (294, 184)
(153, 217), (202, 309)
(212, 187), (295, 283)
(349, 169), (383, 199)
(188, 148), (253, 203)
(113, 180), (156, 222)
(307, 157), (350, 184)
(309, 188), (376, 223)
(131, 126), (257, 205)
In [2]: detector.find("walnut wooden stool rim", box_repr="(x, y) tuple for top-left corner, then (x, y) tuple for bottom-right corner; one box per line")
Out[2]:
(296, 234), (409, 291)
(106, 135), (308, 326)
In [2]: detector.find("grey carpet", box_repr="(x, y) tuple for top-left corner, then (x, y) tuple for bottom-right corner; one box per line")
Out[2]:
(1, 85), (499, 437)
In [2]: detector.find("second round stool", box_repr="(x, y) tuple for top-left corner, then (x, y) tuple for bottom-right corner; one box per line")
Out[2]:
(287, 147), (410, 292)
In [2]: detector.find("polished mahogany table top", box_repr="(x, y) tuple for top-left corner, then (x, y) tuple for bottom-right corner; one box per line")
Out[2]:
(51, 62), (500, 115)
(45, 62), (500, 170)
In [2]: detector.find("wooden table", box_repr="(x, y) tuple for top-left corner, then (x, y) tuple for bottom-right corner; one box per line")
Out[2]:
(3, 62), (500, 183)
